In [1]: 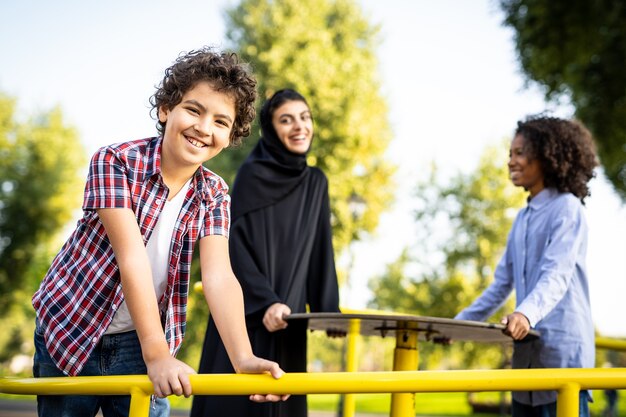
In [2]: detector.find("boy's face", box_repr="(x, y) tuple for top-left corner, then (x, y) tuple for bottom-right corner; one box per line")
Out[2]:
(159, 81), (235, 170)
(508, 134), (544, 197)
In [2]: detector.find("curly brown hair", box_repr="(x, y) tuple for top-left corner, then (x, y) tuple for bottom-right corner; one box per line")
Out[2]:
(150, 47), (257, 146)
(516, 115), (599, 203)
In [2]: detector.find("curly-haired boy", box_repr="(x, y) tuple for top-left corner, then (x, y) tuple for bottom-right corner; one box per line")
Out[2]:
(32, 47), (288, 417)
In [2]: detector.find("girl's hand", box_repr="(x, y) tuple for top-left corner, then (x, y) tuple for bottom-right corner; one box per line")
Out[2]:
(501, 312), (530, 340)
(263, 303), (291, 332)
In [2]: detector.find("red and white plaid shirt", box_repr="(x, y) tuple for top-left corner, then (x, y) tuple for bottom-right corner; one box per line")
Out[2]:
(32, 137), (230, 376)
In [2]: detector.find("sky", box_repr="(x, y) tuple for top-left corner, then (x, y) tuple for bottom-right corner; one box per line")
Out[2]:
(1, 0), (625, 337)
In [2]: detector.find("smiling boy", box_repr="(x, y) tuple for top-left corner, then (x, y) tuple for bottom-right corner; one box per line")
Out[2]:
(32, 47), (287, 417)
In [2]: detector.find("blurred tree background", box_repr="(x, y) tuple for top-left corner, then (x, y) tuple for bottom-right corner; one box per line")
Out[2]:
(2, 0), (626, 385)
(211, 0), (395, 253)
(0, 93), (86, 374)
(500, 0), (626, 201)
(368, 143), (526, 370)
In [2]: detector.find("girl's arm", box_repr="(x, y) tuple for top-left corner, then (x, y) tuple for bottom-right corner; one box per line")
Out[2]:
(455, 247), (515, 322)
(199, 235), (288, 402)
(516, 202), (586, 327)
(97, 208), (195, 398)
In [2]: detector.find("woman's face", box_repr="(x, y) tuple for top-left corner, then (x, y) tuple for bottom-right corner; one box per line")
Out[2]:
(508, 134), (545, 197)
(271, 100), (313, 154)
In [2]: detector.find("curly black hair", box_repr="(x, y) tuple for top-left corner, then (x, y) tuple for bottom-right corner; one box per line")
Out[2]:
(515, 115), (599, 203)
(150, 47), (257, 147)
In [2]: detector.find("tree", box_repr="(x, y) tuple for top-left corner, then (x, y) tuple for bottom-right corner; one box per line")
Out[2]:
(222, 0), (396, 254)
(369, 142), (526, 369)
(0, 93), (86, 316)
(500, 0), (626, 201)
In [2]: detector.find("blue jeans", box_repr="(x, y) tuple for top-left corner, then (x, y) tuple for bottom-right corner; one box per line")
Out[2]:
(33, 324), (169, 417)
(512, 392), (590, 417)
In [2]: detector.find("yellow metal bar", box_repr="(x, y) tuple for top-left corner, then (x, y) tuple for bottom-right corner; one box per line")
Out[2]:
(191, 368), (625, 394)
(128, 387), (151, 417)
(4, 369), (626, 417)
(4, 369), (626, 395)
(0, 375), (154, 395)
(341, 318), (361, 417)
(556, 382), (580, 417)
(596, 336), (626, 351)
(390, 322), (419, 417)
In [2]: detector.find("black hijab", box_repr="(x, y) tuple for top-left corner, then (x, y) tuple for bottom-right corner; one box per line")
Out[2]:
(230, 89), (311, 220)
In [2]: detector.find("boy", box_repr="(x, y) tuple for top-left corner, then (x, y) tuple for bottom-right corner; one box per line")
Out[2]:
(32, 47), (287, 417)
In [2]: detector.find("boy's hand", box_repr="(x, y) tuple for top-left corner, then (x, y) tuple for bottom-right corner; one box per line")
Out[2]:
(235, 356), (290, 402)
(146, 355), (196, 398)
(263, 303), (291, 332)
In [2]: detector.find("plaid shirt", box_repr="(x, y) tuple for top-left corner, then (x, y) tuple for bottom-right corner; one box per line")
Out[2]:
(32, 137), (230, 376)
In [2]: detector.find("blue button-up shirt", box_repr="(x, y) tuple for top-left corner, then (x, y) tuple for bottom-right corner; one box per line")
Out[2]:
(456, 188), (595, 406)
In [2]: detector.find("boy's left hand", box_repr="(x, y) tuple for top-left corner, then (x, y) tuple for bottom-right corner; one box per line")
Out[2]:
(147, 355), (196, 398)
(235, 356), (290, 402)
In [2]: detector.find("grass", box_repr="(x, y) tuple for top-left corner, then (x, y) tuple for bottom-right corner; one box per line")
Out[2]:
(307, 391), (626, 416)
(308, 392), (475, 415)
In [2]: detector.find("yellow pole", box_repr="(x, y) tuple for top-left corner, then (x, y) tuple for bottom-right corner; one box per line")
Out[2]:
(342, 318), (361, 417)
(6, 367), (626, 417)
(128, 387), (151, 417)
(389, 322), (419, 417)
(596, 337), (626, 351)
(556, 382), (580, 417)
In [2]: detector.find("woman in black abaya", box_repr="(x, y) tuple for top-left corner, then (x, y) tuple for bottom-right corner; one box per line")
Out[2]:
(190, 89), (340, 417)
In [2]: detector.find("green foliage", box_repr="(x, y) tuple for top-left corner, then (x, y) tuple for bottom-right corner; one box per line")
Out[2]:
(0, 93), (86, 371)
(306, 331), (346, 372)
(500, 0), (626, 201)
(369, 141), (526, 369)
(0, 94), (86, 315)
(223, 0), (396, 254)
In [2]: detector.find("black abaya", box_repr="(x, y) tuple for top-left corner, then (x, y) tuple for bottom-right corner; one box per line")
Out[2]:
(191, 120), (340, 417)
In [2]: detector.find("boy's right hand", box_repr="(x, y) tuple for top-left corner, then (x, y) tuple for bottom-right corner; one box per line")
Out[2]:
(146, 355), (196, 398)
(235, 356), (290, 402)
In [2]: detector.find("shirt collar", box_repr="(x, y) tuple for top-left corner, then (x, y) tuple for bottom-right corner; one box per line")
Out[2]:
(147, 137), (211, 201)
(527, 187), (558, 211)
(193, 167), (213, 201)
(145, 136), (162, 178)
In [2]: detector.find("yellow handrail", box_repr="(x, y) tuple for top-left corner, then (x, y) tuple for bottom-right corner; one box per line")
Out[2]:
(596, 336), (626, 351)
(2, 368), (626, 417)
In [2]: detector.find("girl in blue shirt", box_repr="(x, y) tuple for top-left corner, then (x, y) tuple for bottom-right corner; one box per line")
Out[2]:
(456, 115), (598, 417)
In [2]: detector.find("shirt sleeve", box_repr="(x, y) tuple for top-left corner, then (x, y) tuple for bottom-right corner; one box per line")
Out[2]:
(83, 146), (132, 210)
(198, 176), (231, 239)
(515, 202), (586, 327)
(455, 247), (515, 321)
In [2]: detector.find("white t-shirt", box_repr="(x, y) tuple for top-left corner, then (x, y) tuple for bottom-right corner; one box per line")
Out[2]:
(105, 179), (190, 334)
